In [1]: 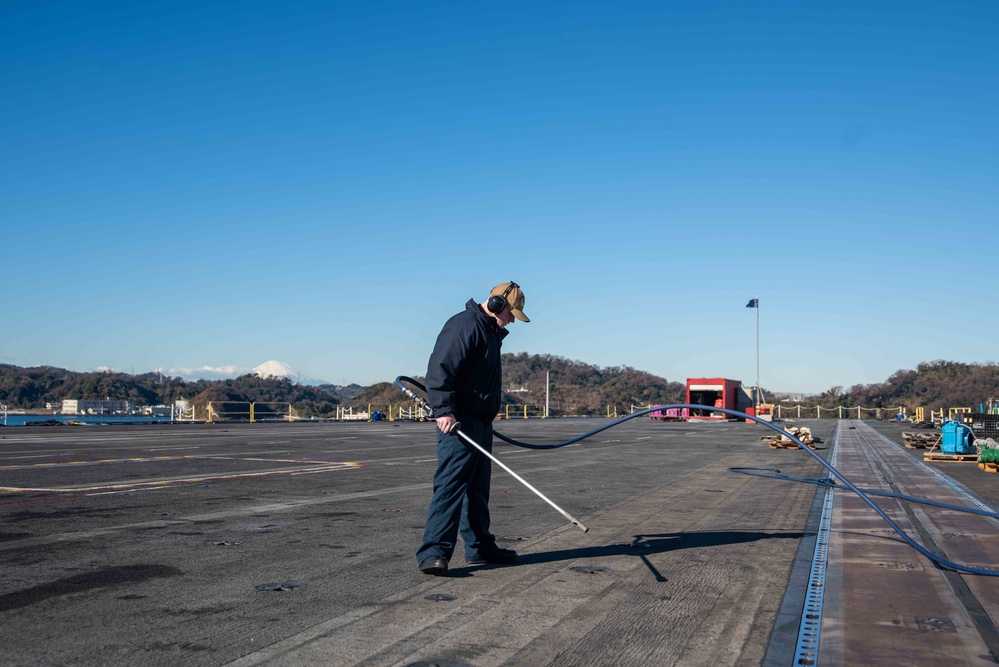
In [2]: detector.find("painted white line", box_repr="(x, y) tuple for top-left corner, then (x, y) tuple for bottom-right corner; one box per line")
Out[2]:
(196, 451), (294, 457)
(1, 449), (92, 455)
(3, 454), (62, 460)
(145, 446), (204, 451)
(291, 465), (365, 476)
(87, 487), (170, 497)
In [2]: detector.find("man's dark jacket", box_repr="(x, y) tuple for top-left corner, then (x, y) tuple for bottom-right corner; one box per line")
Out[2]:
(426, 299), (508, 421)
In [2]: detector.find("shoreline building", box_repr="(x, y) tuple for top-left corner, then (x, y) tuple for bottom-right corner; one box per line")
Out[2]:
(61, 399), (131, 415)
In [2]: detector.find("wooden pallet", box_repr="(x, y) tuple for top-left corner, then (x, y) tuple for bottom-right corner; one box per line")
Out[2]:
(978, 462), (999, 473)
(769, 441), (802, 450)
(923, 453), (979, 462)
(903, 432), (939, 449)
(761, 426), (813, 448)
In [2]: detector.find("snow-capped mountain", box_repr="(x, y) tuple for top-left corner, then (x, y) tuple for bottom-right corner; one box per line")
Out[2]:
(252, 360), (326, 385)
(166, 361), (328, 384)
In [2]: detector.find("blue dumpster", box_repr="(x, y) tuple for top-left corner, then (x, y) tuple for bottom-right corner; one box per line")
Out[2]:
(941, 421), (974, 454)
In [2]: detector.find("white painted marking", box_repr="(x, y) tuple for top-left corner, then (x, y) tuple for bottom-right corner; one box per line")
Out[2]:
(4, 454), (61, 460)
(87, 487), (169, 496)
(145, 446), (204, 451)
(291, 466), (364, 476)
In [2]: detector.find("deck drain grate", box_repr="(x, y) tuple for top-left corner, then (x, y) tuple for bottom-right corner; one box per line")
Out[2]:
(424, 594), (457, 602)
(255, 582), (306, 592)
(569, 566), (614, 575)
(793, 453), (836, 667)
(916, 616), (955, 633)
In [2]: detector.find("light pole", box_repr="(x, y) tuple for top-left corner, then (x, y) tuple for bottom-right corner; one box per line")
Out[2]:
(545, 371), (550, 418)
(755, 293), (760, 412)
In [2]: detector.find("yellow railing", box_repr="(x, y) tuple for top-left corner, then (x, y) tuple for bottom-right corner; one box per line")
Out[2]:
(948, 407), (972, 421)
(500, 405), (547, 419)
(207, 402), (293, 423)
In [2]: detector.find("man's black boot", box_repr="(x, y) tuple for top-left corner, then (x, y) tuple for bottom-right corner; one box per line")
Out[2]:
(419, 556), (448, 575)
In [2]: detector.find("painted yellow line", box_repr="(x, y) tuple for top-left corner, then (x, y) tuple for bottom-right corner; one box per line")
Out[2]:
(0, 455), (346, 470)
(196, 456), (338, 464)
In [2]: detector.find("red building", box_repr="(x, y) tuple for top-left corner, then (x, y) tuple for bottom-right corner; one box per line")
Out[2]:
(686, 378), (743, 420)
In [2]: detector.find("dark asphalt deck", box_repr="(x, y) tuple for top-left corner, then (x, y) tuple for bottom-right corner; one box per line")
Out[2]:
(0, 417), (996, 666)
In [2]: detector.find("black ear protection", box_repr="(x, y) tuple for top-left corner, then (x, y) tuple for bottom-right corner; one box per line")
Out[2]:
(487, 281), (519, 315)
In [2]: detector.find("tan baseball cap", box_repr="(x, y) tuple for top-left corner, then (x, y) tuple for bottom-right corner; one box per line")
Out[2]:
(490, 282), (530, 322)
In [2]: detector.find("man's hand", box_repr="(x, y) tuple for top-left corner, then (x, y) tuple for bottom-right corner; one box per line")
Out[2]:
(436, 413), (457, 434)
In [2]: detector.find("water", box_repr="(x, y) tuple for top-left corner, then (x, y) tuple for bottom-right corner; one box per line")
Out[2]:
(0, 415), (178, 427)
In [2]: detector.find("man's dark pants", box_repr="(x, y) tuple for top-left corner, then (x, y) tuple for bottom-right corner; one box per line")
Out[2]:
(416, 416), (498, 564)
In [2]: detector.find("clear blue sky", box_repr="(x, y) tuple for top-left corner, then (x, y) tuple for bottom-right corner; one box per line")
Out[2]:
(3, 1), (997, 395)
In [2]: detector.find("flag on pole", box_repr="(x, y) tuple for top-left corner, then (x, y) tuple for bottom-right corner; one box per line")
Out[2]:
(746, 298), (758, 308)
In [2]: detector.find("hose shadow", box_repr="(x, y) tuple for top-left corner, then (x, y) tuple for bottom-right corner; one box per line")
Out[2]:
(455, 530), (805, 581)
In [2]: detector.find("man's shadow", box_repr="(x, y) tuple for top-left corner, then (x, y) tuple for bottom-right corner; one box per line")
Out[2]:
(452, 530), (805, 582)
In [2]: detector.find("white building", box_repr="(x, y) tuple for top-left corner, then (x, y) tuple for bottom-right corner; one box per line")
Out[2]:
(61, 399), (130, 415)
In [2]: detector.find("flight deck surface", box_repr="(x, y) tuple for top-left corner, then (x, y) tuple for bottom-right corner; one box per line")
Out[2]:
(0, 417), (996, 666)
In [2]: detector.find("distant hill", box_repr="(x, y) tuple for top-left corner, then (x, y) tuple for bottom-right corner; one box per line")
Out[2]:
(824, 360), (999, 410)
(186, 374), (339, 418)
(317, 383), (367, 401)
(0, 365), (339, 419)
(343, 353), (686, 416)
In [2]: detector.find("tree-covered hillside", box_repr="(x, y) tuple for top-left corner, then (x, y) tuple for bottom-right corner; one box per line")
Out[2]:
(0, 365), (340, 418)
(822, 361), (999, 410)
(348, 353), (686, 416)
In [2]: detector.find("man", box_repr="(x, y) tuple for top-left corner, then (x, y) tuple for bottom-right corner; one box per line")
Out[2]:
(416, 281), (531, 576)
